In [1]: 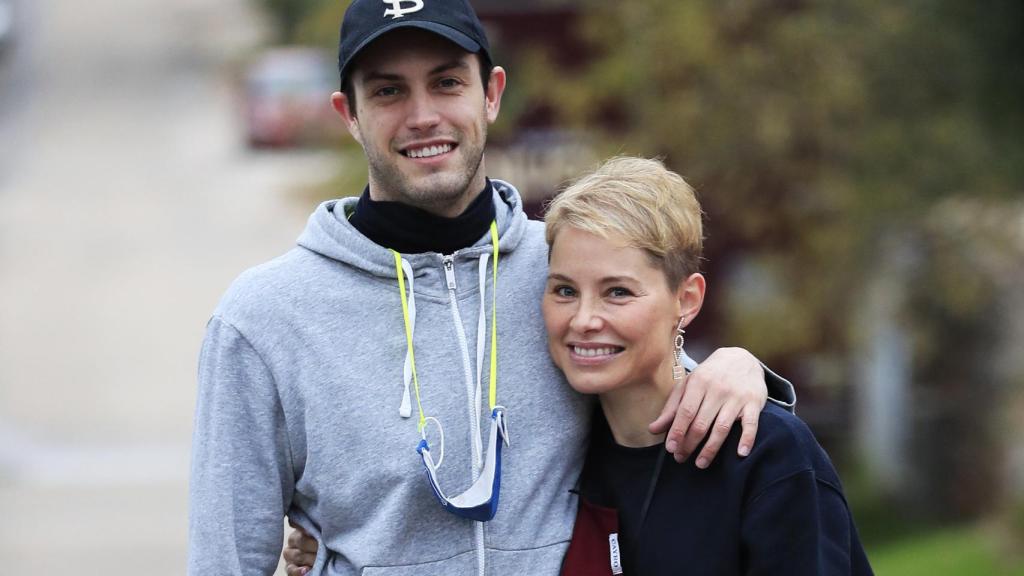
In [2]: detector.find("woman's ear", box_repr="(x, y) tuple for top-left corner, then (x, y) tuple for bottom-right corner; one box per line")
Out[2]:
(676, 273), (706, 327)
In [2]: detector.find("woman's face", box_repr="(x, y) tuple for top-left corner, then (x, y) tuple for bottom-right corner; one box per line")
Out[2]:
(543, 227), (697, 395)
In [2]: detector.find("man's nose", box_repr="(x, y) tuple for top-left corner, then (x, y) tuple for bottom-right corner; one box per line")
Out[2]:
(405, 91), (441, 130)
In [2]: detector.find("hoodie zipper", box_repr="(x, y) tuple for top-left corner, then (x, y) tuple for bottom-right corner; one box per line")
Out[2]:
(441, 254), (487, 576)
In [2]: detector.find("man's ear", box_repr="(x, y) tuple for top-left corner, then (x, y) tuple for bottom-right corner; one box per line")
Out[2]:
(484, 66), (506, 124)
(331, 91), (362, 145)
(676, 273), (706, 327)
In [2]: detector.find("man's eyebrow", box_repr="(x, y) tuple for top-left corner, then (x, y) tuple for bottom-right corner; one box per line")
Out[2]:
(362, 71), (403, 83)
(361, 60), (469, 84)
(429, 60), (471, 76)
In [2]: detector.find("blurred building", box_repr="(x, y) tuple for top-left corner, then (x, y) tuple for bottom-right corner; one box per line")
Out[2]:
(857, 198), (1024, 517)
(474, 0), (593, 214)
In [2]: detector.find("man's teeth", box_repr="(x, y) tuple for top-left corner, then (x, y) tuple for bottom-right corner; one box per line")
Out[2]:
(573, 346), (619, 357)
(406, 144), (452, 158)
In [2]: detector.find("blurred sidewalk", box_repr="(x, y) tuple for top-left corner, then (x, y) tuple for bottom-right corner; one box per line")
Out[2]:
(0, 0), (333, 572)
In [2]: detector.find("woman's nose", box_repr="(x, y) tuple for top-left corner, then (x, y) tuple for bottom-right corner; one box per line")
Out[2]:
(569, 298), (604, 333)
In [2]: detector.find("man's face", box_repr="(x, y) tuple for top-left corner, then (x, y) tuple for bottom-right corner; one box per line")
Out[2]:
(332, 29), (506, 218)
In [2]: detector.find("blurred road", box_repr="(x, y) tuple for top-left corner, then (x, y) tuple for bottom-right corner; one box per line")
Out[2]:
(0, 0), (334, 572)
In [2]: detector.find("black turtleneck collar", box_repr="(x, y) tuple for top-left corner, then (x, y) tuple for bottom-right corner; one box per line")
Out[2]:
(348, 181), (496, 255)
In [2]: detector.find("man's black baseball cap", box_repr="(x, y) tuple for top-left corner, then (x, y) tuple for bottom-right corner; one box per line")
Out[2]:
(337, 0), (492, 86)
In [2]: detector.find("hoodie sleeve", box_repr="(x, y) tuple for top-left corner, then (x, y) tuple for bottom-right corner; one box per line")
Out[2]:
(188, 315), (295, 576)
(679, 351), (797, 413)
(763, 363), (796, 413)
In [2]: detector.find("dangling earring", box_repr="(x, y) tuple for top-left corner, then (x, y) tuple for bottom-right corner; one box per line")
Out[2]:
(672, 316), (686, 382)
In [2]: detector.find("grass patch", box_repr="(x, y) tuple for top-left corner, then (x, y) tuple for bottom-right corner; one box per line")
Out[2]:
(867, 526), (1024, 576)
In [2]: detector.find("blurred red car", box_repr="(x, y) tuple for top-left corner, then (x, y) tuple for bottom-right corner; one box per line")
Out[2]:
(243, 47), (342, 148)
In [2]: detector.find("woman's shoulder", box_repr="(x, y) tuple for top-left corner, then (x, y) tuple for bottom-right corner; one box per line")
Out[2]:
(755, 403), (818, 450)
(743, 403), (844, 492)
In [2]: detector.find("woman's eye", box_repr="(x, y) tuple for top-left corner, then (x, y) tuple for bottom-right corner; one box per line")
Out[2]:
(608, 287), (634, 298)
(554, 286), (576, 298)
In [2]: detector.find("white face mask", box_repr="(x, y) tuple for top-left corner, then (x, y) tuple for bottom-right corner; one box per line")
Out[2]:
(392, 223), (508, 522)
(418, 407), (509, 521)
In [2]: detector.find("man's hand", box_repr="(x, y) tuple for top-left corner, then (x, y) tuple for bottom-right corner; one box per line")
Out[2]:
(649, 347), (766, 468)
(284, 520), (318, 576)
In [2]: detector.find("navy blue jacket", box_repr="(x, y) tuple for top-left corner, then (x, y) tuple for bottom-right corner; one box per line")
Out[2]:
(564, 403), (873, 575)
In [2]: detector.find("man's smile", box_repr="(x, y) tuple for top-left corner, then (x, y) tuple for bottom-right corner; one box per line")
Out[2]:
(401, 142), (456, 159)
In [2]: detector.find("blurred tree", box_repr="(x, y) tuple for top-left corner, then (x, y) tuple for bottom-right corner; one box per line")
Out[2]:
(515, 0), (1023, 520)
(294, 0), (352, 50)
(255, 0), (341, 44)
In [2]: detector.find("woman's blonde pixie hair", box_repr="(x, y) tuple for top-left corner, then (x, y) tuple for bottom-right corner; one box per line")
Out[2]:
(544, 156), (704, 288)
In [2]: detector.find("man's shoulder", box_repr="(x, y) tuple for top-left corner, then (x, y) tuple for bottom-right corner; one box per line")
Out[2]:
(503, 214), (546, 256)
(214, 246), (322, 320)
(489, 177), (549, 254)
(523, 217), (546, 237)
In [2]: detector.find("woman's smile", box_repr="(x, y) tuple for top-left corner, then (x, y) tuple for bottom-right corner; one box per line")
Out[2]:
(568, 342), (625, 364)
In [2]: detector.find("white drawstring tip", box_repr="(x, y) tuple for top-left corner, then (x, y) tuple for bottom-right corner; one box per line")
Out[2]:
(398, 257), (416, 420)
(399, 386), (412, 418)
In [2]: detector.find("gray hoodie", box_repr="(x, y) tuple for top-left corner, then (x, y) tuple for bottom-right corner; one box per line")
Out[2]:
(189, 182), (593, 575)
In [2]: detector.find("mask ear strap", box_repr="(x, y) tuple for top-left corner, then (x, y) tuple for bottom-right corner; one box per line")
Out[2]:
(421, 416), (445, 470)
(488, 222), (499, 410)
(493, 405), (510, 446)
(411, 223), (507, 523)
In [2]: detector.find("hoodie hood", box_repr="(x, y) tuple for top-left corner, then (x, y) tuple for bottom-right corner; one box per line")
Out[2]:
(297, 179), (529, 280)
